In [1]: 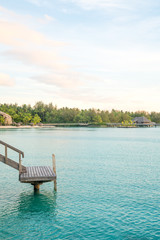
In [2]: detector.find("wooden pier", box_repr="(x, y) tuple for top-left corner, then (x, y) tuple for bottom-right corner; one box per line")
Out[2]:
(0, 140), (57, 191)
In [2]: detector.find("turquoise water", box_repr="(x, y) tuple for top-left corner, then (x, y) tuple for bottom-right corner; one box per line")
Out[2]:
(0, 127), (160, 239)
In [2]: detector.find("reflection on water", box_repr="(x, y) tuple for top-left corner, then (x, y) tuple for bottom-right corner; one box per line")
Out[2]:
(17, 191), (57, 215)
(0, 191), (58, 239)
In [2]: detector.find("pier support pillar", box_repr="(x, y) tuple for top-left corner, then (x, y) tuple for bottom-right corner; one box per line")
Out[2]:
(52, 154), (57, 191)
(34, 184), (40, 191)
(31, 182), (42, 191)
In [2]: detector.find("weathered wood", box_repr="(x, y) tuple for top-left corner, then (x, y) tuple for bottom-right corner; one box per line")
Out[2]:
(5, 145), (7, 163)
(0, 140), (24, 157)
(52, 154), (56, 174)
(20, 166), (56, 183)
(52, 154), (57, 191)
(0, 154), (26, 172)
(0, 140), (57, 191)
(34, 184), (40, 191)
(19, 153), (22, 173)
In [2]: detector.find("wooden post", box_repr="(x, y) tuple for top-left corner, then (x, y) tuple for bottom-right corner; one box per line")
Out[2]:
(5, 145), (7, 163)
(52, 154), (57, 191)
(19, 153), (22, 174)
(34, 184), (40, 191)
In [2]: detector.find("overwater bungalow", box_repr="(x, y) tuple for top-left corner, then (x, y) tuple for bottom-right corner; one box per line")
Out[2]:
(132, 116), (155, 127)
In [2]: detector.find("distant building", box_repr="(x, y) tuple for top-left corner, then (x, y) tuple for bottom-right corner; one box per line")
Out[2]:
(132, 116), (155, 127)
(0, 111), (12, 125)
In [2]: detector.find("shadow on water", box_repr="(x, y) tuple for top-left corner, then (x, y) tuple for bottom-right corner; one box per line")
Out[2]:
(17, 190), (57, 216)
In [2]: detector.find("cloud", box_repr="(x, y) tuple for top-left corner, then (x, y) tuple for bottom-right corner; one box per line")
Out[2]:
(62, 0), (154, 12)
(38, 14), (56, 24)
(0, 5), (106, 91)
(63, 0), (130, 10)
(32, 70), (109, 89)
(32, 72), (83, 88)
(0, 20), (63, 48)
(4, 49), (68, 71)
(0, 5), (77, 90)
(0, 73), (15, 86)
(28, 0), (128, 10)
(26, 0), (49, 7)
(44, 14), (55, 22)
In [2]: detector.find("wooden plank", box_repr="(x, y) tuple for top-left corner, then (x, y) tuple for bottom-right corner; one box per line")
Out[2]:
(48, 166), (55, 177)
(43, 166), (47, 176)
(32, 166), (36, 177)
(44, 166), (50, 177)
(20, 166), (56, 183)
(52, 154), (57, 191)
(27, 166), (30, 178)
(35, 167), (39, 177)
(19, 153), (22, 173)
(39, 166), (43, 177)
(52, 154), (56, 174)
(37, 166), (41, 177)
(45, 167), (50, 176)
(0, 154), (26, 172)
(0, 140), (24, 157)
(5, 146), (7, 163)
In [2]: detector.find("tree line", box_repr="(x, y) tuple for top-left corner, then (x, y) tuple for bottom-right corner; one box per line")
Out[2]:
(0, 102), (160, 125)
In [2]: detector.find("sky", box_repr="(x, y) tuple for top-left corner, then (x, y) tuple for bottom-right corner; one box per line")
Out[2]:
(0, 0), (160, 111)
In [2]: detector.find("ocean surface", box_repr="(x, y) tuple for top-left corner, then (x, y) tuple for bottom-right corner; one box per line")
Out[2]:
(0, 127), (160, 240)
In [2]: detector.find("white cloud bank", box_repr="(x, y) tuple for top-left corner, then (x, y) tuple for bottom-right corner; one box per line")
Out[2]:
(1, 2), (160, 111)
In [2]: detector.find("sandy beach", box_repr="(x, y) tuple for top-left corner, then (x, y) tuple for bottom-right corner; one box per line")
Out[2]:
(0, 125), (40, 129)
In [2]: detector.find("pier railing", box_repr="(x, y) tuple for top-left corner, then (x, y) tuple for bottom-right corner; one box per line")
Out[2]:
(0, 140), (24, 173)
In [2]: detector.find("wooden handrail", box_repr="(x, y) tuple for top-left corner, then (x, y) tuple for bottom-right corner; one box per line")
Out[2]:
(0, 140), (24, 174)
(0, 140), (24, 157)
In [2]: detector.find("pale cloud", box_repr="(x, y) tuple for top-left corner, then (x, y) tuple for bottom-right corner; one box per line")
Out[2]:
(0, 6), (35, 25)
(26, 0), (49, 6)
(1, 2), (160, 111)
(100, 48), (160, 72)
(27, 0), (128, 10)
(44, 14), (55, 22)
(4, 49), (68, 71)
(64, 0), (130, 10)
(0, 5), (62, 48)
(32, 70), (105, 89)
(0, 5), (106, 91)
(56, 85), (160, 112)
(32, 72), (82, 88)
(0, 73), (15, 86)
(0, 5), (76, 90)
(62, 0), (154, 12)
(0, 20), (63, 48)
(0, 6), (16, 20)
(38, 14), (56, 24)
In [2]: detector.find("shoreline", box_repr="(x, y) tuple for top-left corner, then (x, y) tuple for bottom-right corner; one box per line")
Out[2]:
(0, 125), (41, 129)
(0, 125), (157, 129)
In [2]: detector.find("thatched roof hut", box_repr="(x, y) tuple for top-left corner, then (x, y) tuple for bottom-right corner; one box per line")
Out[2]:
(132, 116), (155, 126)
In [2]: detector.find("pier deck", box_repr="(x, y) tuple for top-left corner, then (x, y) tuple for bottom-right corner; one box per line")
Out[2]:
(0, 140), (57, 191)
(20, 166), (56, 183)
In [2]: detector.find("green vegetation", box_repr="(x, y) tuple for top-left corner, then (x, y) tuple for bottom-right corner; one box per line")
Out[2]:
(0, 102), (160, 125)
(32, 114), (41, 125)
(0, 116), (5, 125)
(121, 120), (136, 127)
